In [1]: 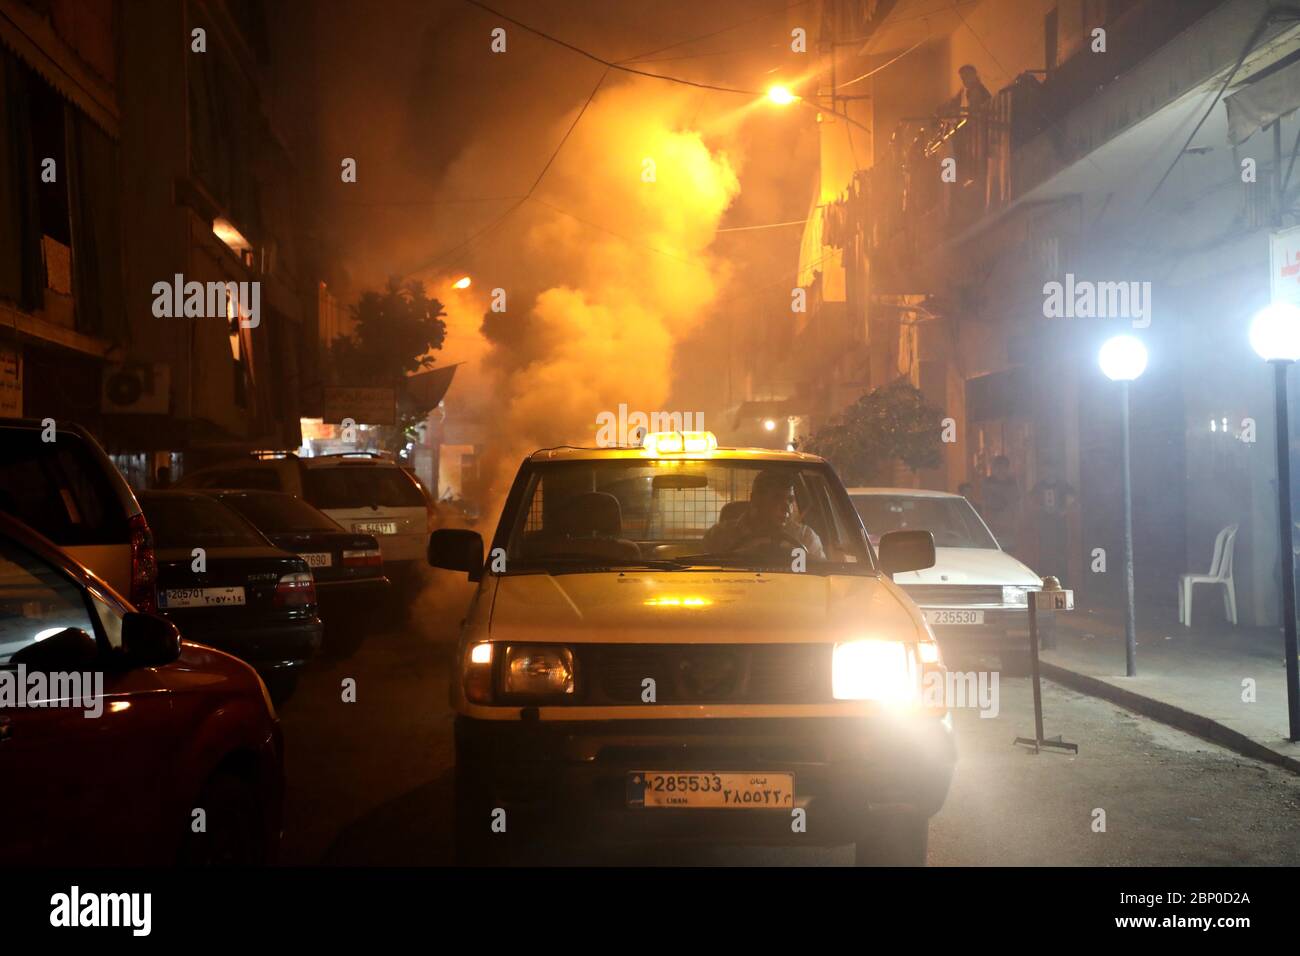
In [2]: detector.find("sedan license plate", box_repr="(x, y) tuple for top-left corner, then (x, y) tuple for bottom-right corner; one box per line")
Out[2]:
(160, 587), (246, 609)
(353, 521), (397, 535)
(925, 609), (984, 626)
(301, 552), (333, 568)
(627, 771), (795, 809)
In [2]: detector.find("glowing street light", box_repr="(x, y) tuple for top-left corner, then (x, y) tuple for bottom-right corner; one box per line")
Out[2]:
(766, 84), (798, 106)
(763, 418), (777, 432)
(1099, 334), (1148, 676)
(1250, 300), (1300, 741)
(452, 275), (472, 290)
(1098, 334), (1148, 382)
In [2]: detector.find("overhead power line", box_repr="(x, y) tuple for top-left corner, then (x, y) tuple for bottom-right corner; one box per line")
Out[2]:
(619, 0), (811, 64)
(460, 0), (765, 96)
(402, 65), (610, 278)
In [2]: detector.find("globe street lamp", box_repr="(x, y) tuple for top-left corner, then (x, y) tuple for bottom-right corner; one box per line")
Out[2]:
(1249, 301), (1300, 742)
(1100, 334), (1148, 677)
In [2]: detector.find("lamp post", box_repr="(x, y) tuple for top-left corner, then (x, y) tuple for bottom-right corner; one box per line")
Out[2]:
(1099, 334), (1148, 677)
(1249, 301), (1300, 742)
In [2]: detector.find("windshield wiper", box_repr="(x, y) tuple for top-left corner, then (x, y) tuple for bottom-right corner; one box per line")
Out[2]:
(508, 555), (691, 573)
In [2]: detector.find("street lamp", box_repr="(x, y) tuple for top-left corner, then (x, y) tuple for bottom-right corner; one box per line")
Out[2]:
(1249, 300), (1300, 742)
(766, 84), (799, 106)
(452, 275), (472, 290)
(1099, 334), (1148, 677)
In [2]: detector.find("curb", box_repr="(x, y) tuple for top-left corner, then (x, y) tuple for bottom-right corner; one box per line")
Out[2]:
(1038, 660), (1300, 776)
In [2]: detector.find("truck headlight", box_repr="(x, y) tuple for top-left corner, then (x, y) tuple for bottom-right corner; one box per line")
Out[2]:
(503, 644), (575, 697)
(832, 640), (918, 702)
(1002, 586), (1030, 606)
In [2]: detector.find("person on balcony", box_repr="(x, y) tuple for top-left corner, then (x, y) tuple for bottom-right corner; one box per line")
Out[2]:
(940, 65), (992, 190)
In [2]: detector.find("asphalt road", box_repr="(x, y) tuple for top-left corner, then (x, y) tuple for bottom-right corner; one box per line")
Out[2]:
(275, 585), (1300, 866)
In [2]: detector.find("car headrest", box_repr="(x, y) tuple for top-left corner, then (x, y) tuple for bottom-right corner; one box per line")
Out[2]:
(719, 501), (748, 524)
(557, 491), (624, 538)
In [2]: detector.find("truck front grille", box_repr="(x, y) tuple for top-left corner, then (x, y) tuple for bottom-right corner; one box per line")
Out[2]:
(576, 644), (833, 705)
(900, 584), (1006, 607)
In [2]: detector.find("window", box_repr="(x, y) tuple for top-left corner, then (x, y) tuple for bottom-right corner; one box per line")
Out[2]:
(137, 494), (266, 550)
(0, 428), (130, 546)
(303, 466), (425, 510)
(218, 493), (340, 534)
(0, 538), (95, 665)
(505, 459), (871, 574)
(193, 467), (281, 491)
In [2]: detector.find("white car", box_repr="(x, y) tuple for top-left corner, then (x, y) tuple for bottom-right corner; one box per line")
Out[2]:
(847, 487), (1042, 657)
(179, 452), (435, 583)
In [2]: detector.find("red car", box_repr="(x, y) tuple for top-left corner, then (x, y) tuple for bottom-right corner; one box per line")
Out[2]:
(0, 511), (283, 865)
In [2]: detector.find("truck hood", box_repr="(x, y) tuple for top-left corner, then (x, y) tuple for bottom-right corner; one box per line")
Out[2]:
(892, 548), (1041, 587)
(488, 571), (921, 644)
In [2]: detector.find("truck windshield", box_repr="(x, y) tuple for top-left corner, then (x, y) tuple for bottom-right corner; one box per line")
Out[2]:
(501, 459), (874, 574)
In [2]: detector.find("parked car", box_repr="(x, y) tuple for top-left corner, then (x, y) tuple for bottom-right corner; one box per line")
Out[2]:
(0, 510), (282, 865)
(0, 417), (156, 611)
(203, 490), (389, 601)
(429, 431), (953, 866)
(178, 452), (433, 585)
(136, 491), (323, 701)
(847, 487), (1043, 663)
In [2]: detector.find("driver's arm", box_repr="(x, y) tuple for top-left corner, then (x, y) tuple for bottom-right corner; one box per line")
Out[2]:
(800, 526), (826, 561)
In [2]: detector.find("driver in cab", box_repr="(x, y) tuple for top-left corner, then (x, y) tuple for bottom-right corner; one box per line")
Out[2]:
(702, 470), (826, 560)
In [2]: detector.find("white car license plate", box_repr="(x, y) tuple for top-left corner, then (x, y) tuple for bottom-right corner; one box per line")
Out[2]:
(627, 771), (795, 809)
(353, 521), (397, 535)
(160, 587), (246, 609)
(925, 609), (984, 626)
(301, 552), (333, 568)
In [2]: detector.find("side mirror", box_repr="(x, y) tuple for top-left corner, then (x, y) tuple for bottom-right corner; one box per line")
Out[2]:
(879, 530), (936, 576)
(10, 626), (99, 670)
(428, 528), (485, 582)
(122, 612), (181, 667)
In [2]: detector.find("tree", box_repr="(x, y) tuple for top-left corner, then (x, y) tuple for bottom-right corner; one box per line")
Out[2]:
(800, 379), (944, 485)
(329, 277), (447, 449)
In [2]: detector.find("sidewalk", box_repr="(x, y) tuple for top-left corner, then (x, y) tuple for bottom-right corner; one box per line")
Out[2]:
(1039, 607), (1300, 773)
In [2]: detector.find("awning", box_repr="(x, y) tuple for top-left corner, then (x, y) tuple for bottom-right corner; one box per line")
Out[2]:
(1225, 56), (1300, 146)
(406, 363), (459, 408)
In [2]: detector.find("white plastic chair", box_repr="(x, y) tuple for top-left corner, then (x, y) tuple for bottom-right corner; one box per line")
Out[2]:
(1178, 524), (1238, 627)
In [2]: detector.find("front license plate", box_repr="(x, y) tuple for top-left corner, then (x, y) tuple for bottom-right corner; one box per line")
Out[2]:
(925, 609), (984, 626)
(301, 552), (333, 568)
(160, 587), (246, 609)
(627, 771), (795, 809)
(353, 521), (397, 535)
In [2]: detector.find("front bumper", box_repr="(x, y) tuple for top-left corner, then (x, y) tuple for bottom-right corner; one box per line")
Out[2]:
(456, 714), (956, 846)
(923, 607), (1031, 648)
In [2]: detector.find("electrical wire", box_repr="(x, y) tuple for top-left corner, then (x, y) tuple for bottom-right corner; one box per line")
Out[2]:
(836, 34), (930, 89)
(460, 0), (765, 96)
(619, 0), (811, 64)
(717, 218), (809, 233)
(1143, 8), (1278, 208)
(402, 66), (609, 277)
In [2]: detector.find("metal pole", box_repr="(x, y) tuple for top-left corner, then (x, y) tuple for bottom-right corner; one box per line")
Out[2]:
(1272, 360), (1300, 741)
(1028, 598), (1045, 743)
(1121, 380), (1138, 677)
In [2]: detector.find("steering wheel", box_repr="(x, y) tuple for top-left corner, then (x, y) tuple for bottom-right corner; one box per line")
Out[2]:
(724, 528), (806, 554)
